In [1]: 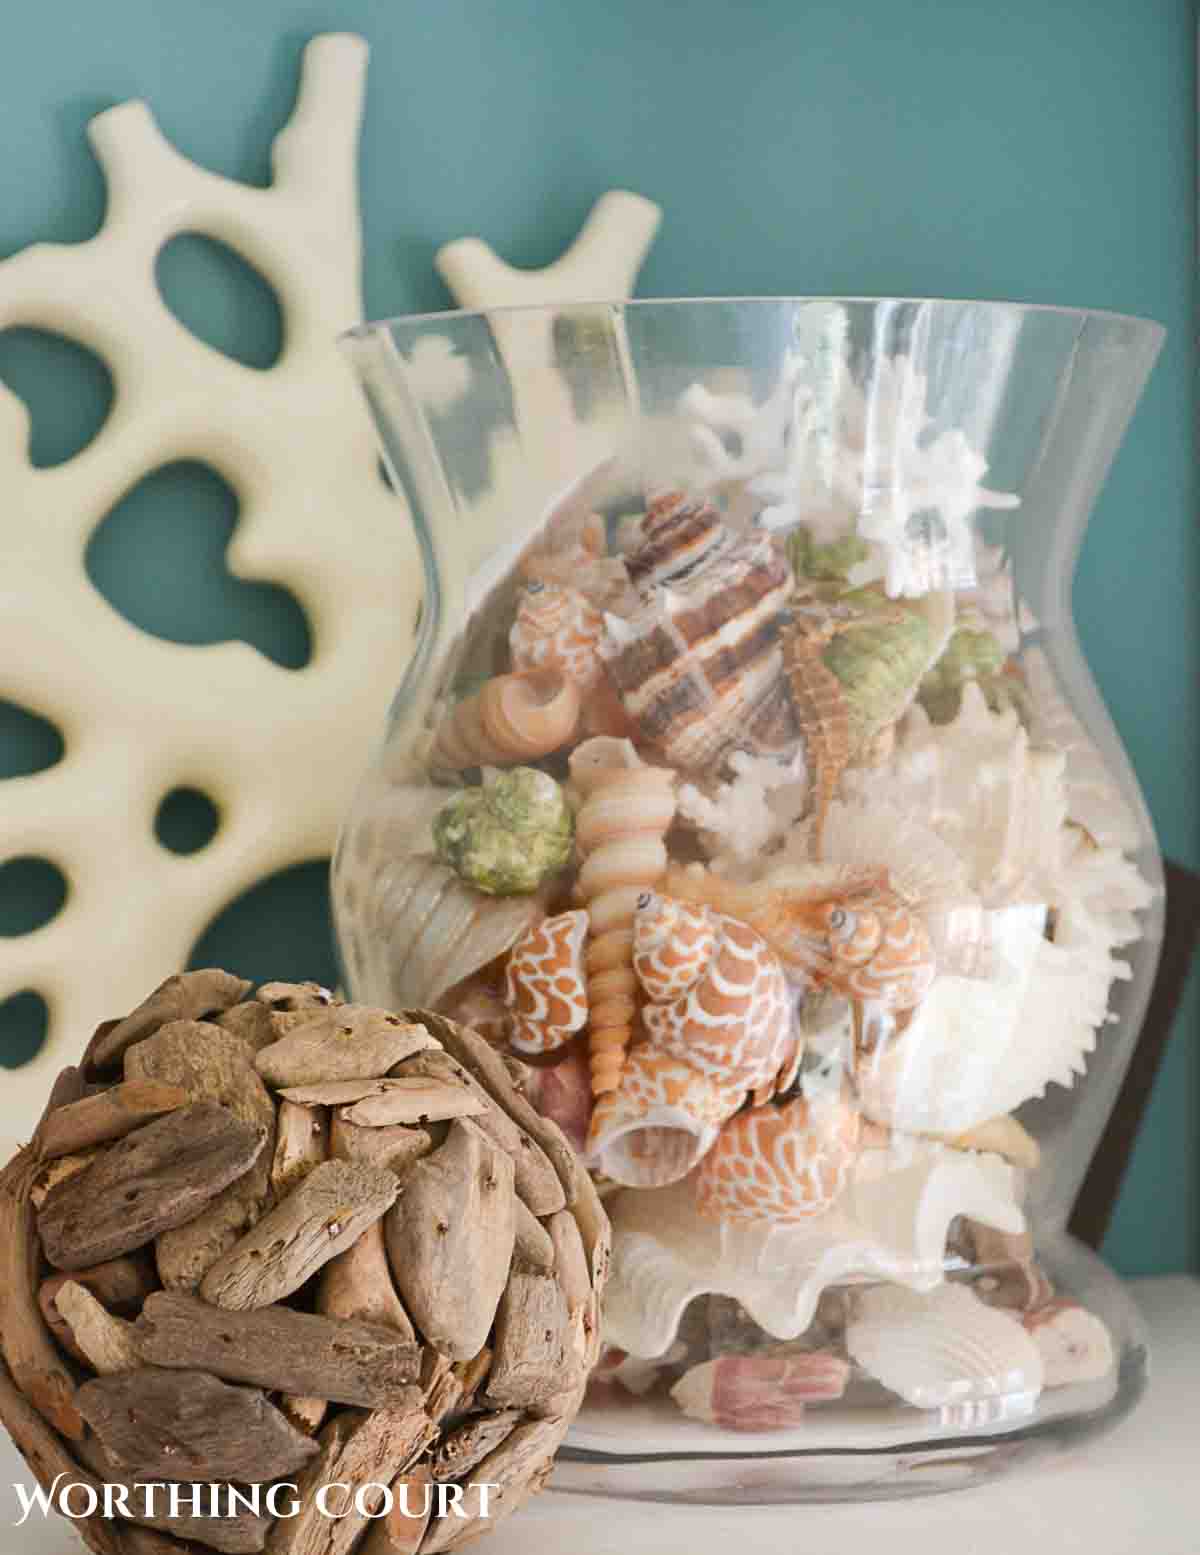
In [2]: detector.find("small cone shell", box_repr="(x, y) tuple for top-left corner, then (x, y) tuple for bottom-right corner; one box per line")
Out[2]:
(569, 740), (676, 1096)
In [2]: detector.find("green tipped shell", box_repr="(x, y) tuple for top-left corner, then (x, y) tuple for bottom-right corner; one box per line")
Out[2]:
(433, 767), (573, 896)
(819, 590), (935, 748)
(918, 626), (1010, 724)
(786, 529), (872, 583)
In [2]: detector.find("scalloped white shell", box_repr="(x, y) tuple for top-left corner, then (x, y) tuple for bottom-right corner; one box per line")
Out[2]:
(600, 1136), (1024, 1359)
(846, 1282), (1045, 1424)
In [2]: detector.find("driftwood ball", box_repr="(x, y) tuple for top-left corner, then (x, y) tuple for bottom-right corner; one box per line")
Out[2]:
(0, 973), (608, 1555)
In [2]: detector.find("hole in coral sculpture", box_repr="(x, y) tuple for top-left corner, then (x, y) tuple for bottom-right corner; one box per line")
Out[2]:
(0, 327), (114, 467)
(188, 860), (338, 989)
(0, 857), (68, 937)
(85, 459), (311, 669)
(0, 701), (65, 777)
(156, 233), (284, 371)
(155, 787), (221, 855)
(0, 990), (48, 1069)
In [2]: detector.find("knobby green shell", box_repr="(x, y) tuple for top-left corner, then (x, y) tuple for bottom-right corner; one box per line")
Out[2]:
(786, 528), (872, 584)
(818, 589), (935, 749)
(917, 626), (1012, 724)
(433, 766), (574, 896)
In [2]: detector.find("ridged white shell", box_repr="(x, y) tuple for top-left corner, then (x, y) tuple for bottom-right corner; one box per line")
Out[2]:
(600, 1136), (1024, 1359)
(846, 1282), (1045, 1426)
(1021, 1302), (1115, 1387)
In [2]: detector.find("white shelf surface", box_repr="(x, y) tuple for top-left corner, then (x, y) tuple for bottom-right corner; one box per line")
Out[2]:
(0, 1276), (1195, 1553)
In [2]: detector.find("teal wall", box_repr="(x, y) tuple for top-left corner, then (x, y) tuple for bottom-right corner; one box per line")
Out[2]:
(0, 0), (1195, 1274)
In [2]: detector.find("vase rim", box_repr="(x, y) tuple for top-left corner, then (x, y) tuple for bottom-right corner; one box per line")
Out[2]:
(343, 294), (1166, 341)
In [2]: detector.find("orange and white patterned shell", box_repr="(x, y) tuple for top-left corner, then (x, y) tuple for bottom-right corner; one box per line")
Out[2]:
(665, 865), (937, 1015)
(695, 1088), (862, 1223)
(635, 896), (794, 1095)
(631, 891), (717, 1003)
(504, 909), (589, 1056)
(510, 582), (606, 693)
(586, 1042), (746, 1189)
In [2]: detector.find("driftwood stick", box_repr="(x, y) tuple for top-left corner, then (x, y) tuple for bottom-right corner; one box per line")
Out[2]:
(398, 1049), (564, 1217)
(336, 1079), (486, 1129)
(38, 1102), (268, 1272)
(360, 1464), (433, 1555)
(87, 969), (252, 1072)
(76, 1434), (272, 1554)
(430, 1409), (521, 1482)
(77, 1367), (320, 1482)
(54, 1282), (140, 1374)
(404, 1010), (579, 1206)
(39, 1252), (158, 1357)
(484, 1269), (571, 1411)
(200, 1160), (401, 1310)
(256, 980), (336, 1012)
(513, 1197), (555, 1272)
(0, 1356), (121, 1555)
(135, 1292), (423, 1408)
(421, 1416), (569, 1554)
(30, 1149), (98, 1209)
(255, 1007), (437, 1089)
(271, 1100), (330, 1197)
(329, 1116), (434, 1175)
(385, 1119), (515, 1362)
(38, 1080), (190, 1160)
(32, 1065), (86, 1153)
(124, 1022), (277, 1292)
(215, 1000), (280, 1053)
(0, 1150), (84, 1437)
(263, 1403), (436, 1555)
(546, 1207), (591, 1316)
(317, 1220), (416, 1342)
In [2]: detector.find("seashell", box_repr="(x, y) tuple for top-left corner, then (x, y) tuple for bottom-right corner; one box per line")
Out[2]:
(585, 1044), (745, 1189)
(782, 588), (945, 856)
(599, 494), (796, 775)
(518, 1043), (593, 1155)
(671, 1350), (850, 1430)
(846, 1282), (1044, 1424)
(600, 1143), (1026, 1359)
(504, 910), (589, 1056)
(379, 854), (544, 1011)
(633, 894), (796, 1097)
(432, 669), (581, 771)
(509, 581), (607, 693)
(438, 977), (512, 1049)
(433, 767), (573, 896)
(665, 864), (936, 1017)
(694, 1087), (863, 1224)
(964, 1223), (1054, 1313)
(569, 738), (677, 1096)
(917, 624), (1009, 725)
(945, 1112), (1040, 1171)
(1020, 1301), (1114, 1387)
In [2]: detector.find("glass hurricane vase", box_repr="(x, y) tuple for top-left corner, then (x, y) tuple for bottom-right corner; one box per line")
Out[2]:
(334, 298), (1164, 1501)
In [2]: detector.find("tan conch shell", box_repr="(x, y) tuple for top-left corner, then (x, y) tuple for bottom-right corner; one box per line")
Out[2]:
(503, 909), (589, 1056)
(570, 738), (677, 1097)
(665, 864), (937, 1020)
(633, 893), (797, 1101)
(694, 1086), (867, 1224)
(433, 669), (581, 771)
(509, 581), (607, 692)
(585, 1043), (744, 1188)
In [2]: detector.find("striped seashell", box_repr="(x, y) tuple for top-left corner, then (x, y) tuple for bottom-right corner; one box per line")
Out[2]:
(504, 909), (589, 1056)
(634, 895), (795, 1097)
(665, 864), (936, 1017)
(585, 1042), (746, 1189)
(432, 669), (581, 771)
(694, 1087), (863, 1223)
(569, 739), (677, 1097)
(509, 581), (607, 693)
(670, 1351), (850, 1430)
(600, 495), (796, 775)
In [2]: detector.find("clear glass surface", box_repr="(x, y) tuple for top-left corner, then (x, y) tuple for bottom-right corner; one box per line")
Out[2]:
(335, 298), (1164, 1499)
